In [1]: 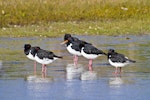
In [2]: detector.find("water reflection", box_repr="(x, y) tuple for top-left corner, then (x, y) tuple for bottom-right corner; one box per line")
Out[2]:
(66, 63), (97, 80)
(81, 71), (97, 80)
(0, 60), (2, 69)
(109, 74), (136, 88)
(66, 72), (81, 80)
(26, 73), (53, 83)
(0, 35), (150, 100)
(26, 78), (53, 100)
(66, 64), (85, 73)
(109, 76), (123, 87)
(66, 64), (85, 80)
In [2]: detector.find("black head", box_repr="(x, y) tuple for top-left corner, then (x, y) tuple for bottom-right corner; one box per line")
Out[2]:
(108, 49), (115, 54)
(64, 34), (72, 41)
(107, 49), (115, 59)
(61, 34), (74, 45)
(24, 44), (31, 50)
(68, 37), (75, 42)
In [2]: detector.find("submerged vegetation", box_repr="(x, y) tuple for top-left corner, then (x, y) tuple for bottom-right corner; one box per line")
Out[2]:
(0, 0), (150, 36)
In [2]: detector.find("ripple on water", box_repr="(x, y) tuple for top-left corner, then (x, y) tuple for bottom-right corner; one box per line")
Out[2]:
(0, 35), (150, 100)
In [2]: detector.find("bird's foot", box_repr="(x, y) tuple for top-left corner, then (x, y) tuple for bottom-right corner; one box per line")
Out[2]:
(113, 72), (119, 75)
(113, 72), (122, 77)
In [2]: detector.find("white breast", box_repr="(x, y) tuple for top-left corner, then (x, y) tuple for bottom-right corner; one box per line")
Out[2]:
(81, 48), (98, 59)
(35, 55), (54, 65)
(67, 44), (82, 56)
(108, 59), (128, 67)
(27, 50), (35, 60)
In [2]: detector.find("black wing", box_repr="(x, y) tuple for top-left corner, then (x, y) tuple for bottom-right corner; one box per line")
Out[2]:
(71, 41), (81, 51)
(83, 44), (106, 55)
(37, 49), (54, 59)
(71, 38), (91, 52)
(110, 53), (127, 63)
(72, 36), (79, 41)
(72, 36), (91, 45)
(30, 46), (40, 57)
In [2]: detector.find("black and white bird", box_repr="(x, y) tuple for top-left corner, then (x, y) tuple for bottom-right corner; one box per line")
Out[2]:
(107, 49), (136, 75)
(33, 47), (63, 73)
(24, 44), (40, 74)
(79, 42), (107, 71)
(61, 34), (91, 67)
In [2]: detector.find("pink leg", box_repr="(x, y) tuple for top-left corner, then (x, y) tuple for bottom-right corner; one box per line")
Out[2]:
(88, 59), (93, 71)
(42, 65), (47, 77)
(44, 65), (47, 74)
(74, 55), (78, 67)
(43, 65), (47, 72)
(34, 61), (37, 75)
(113, 67), (118, 75)
(42, 64), (45, 73)
(42, 71), (46, 78)
(76, 56), (78, 65)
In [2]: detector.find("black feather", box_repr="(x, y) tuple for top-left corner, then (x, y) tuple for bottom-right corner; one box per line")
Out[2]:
(83, 44), (106, 55)
(107, 49), (136, 63)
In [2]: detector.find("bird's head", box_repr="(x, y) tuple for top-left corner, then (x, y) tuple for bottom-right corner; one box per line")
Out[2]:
(108, 49), (115, 54)
(61, 34), (73, 45)
(64, 33), (72, 41)
(24, 44), (31, 50)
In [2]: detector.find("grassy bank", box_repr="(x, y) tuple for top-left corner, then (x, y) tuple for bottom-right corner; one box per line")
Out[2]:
(0, 0), (150, 36)
(1, 18), (150, 37)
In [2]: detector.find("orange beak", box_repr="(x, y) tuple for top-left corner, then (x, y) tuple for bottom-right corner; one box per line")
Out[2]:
(60, 40), (68, 45)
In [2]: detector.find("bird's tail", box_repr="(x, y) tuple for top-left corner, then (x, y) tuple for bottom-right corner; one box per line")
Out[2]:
(103, 52), (107, 56)
(100, 51), (107, 56)
(128, 59), (136, 63)
(54, 55), (63, 59)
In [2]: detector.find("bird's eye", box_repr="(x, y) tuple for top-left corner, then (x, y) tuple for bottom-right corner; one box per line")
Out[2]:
(109, 55), (111, 57)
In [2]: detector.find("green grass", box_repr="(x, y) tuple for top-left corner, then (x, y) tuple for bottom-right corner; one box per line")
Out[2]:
(0, 48), (23, 61)
(0, 0), (150, 36)
(0, 18), (150, 37)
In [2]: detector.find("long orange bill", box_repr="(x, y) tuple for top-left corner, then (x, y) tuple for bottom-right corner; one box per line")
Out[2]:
(60, 40), (68, 45)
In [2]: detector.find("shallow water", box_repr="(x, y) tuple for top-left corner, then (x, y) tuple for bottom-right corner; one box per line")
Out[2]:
(0, 35), (150, 100)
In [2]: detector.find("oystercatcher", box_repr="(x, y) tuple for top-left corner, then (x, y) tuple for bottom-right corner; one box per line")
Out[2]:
(24, 44), (40, 74)
(79, 42), (107, 71)
(61, 34), (91, 67)
(34, 47), (63, 73)
(107, 49), (136, 75)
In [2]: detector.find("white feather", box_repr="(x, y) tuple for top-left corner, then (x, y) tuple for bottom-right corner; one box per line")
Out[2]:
(27, 50), (35, 60)
(81, 48), (99, 59)
(67, 43), (82, 56)
(108, 59), (129, 68)
(35, 54), (54, 65)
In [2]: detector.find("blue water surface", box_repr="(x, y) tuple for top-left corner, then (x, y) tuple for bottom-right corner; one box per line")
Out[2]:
(0, 35), (150, 100)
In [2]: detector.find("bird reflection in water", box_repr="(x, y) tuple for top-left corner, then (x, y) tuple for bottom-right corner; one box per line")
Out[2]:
(66, 64), (85, 80)
(109, 75), (123, 87)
